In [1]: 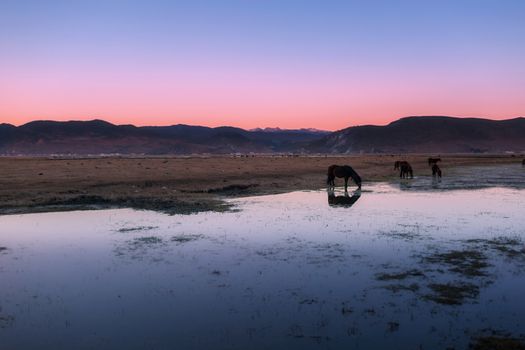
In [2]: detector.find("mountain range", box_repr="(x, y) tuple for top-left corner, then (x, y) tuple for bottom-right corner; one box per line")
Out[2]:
(0, 116), (524, 155)
(309, 116), (525, 154)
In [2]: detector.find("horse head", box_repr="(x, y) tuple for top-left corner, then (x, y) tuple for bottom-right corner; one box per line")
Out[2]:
(354, 174), (362, 189)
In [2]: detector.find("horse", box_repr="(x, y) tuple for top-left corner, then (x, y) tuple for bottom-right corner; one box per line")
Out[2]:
(428, 157), (441, 166)
(327, 189), (361, 208)
(327, 165), (362, 191)
(394, 161), (413, 179)
(432, 163), (442, 178)
(522, 159), (525, 166)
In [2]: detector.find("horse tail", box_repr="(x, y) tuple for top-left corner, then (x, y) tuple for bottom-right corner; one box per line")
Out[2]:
(327, 165), (336, 185)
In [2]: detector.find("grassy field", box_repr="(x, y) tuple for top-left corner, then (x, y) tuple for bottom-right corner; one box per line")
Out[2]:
(0, 154), (522, 214)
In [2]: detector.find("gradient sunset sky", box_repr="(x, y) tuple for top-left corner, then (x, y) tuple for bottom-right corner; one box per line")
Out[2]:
(1, 0), (524, 130)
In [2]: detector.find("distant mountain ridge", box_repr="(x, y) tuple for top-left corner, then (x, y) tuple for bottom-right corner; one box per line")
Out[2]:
(0, 116), (524, 155)
(249, 127), (329, 134)
(309, 116), (525, 154)
(0, 120), (326, 155)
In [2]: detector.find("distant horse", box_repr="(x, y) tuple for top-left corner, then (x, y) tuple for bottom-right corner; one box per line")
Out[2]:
(394, 161), (413, 179)
(327, 165), (362, 191)
(327, 189), (361, 208)
(432, 164), (442, 178)
(428, 157), (441, 166)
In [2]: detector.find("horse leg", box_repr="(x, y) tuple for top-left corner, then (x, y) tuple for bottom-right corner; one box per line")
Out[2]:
(344, 177), (348, 192)
(327, 175), (334, 188)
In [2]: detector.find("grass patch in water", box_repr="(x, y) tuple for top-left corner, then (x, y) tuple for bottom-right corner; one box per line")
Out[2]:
(465, 237), (525, 260)
(469, 330), (525, 350)
(170, 234), (204, 244)
(387, 321), (400, 332)
(117, 226), (158, 233)
(425, 249), (490, 277)
(341, 302), (353, 315)
(380, 230), (421, 241)
(376, 269), (424, 281)
(122, 236), (165, 252)
(114, 236), (167, 260)
(383, 283), (420, 293)
(425, 282), (479, 305)
(0, 314), (15, 328)
(132, 236), (163, 245)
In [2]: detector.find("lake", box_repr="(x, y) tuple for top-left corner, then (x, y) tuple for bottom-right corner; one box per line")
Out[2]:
(1, 180), (524, 349)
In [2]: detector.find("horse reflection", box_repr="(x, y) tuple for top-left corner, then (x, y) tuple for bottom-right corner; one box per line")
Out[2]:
(327, 189), (361, 208)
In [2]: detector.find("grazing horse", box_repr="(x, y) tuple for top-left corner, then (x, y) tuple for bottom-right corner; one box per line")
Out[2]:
(327, 189), (361, 208)
(394, 161), (413, 179)
(327, 165), (362, 191)
(428, 157), (441, 166)
(432, 164), (442, 178)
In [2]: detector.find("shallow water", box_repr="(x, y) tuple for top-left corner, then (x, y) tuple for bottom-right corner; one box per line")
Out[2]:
(1, 183), (525, 349)
(396, 163), (525, 191)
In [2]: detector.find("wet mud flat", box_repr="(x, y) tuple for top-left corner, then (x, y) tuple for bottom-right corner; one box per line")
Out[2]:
(1, 183), (525, 349)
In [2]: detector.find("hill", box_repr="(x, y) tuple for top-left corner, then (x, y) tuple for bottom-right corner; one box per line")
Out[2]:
(1, 116), (524, 155)
(0, 120), (327, 155)
(308, 116), (525, 154)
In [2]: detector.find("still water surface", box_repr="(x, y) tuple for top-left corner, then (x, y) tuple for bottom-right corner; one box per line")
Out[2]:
(1, 182), (524, 349)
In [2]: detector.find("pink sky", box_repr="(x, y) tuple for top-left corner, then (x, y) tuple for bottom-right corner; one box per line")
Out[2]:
(1, 62), (522, 131)
(1, 1), (523, 131)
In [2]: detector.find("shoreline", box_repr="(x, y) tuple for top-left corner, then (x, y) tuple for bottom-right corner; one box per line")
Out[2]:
(0, 155), (522, 216)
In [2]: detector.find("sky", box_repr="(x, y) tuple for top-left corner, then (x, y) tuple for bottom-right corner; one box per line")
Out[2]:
(0, 0), (524, 130)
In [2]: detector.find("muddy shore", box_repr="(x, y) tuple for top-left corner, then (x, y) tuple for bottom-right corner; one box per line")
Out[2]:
(0, 154), (522, 215)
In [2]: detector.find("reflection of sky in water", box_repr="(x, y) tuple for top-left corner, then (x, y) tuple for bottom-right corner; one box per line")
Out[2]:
(0, 183), (524, 349)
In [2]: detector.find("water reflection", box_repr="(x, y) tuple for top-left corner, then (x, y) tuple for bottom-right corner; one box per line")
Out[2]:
(1, 184), (525, 350)
(396, 164), (525, 191)
(327, 189), (361, 208)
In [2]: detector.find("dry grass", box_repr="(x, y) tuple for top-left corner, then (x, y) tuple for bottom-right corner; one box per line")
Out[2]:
(0, 154), (519, 214)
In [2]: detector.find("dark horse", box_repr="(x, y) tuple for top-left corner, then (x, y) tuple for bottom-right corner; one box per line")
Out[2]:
(327, 165), (362, 191)
(428, 157), (441, 166)
(394, 161), (413, 179)
(327, 189), (361, 208)
(432, 163), (442, 178)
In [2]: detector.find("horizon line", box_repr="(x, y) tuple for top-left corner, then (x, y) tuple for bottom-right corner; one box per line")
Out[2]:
(2, 114), (525, 132)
